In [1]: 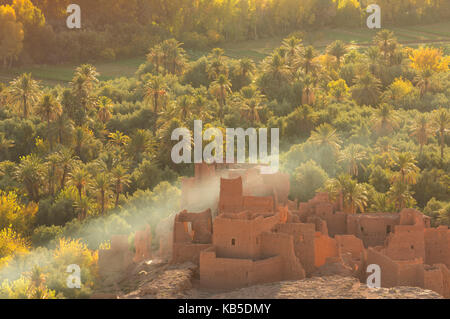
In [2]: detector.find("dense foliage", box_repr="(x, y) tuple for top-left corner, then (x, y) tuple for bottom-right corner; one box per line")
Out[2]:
(0, 28), (449, 297)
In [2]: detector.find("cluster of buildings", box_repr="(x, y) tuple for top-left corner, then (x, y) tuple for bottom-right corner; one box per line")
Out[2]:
(99, 163), (450, 298)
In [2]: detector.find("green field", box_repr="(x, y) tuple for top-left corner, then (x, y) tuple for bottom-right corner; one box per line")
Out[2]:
(1, 21), (449, 86)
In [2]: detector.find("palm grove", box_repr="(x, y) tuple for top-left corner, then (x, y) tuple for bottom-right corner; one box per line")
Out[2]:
(0, 30), (449, 297)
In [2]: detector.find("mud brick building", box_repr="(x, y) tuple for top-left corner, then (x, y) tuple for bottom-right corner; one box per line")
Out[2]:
(98, 163), (450, 297)
(171, 163), (450, 297)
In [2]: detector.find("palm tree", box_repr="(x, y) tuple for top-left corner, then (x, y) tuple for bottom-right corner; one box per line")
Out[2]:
(240, 86), (264, 124)
(414, 69), (434, 97)
(388, 181), (414, 212)
(73, 64), (99, 91)
(281, 36), (303, 67)
(53, 113), (74, 146)
(351, 72), (382, 106)
(70, 65), (99, 124)
(74, 195), (93, 221)
(207, 48), (228, 79)
(8, 73), (40, 119)
(432, 107), (449, 162)
(372, 104), (399, 136)
(97, 96), (113, 124)
(338, 144), (367, 177)
(44, 153), (59, 197)
(301, 74), (316, 105)
(261, 53), (291, 86)
(127, 129), (153, 162)
(55, 147), (78, 191)
(68, 167), (91, 200)
(325, 174), (368, 214)
(327, 40), (347, 69)
(0, 133), (14, 161)
(308, 123), (342, 154)
(175, 95), (193, 122)
(35, 94), (62, 151)
(374, 30), (397, 65)
(91, 173), (111, 216)
(210, 74), (232, 118)
(108, 131), (130, 148)
(160, 39), (187, 75)
(72, 127), (95, 161)
(111, 165), (131, 208)
(365, 46), (382, 76)
(295, 46), (319, 75)
(390, 152), (420, 186)
(15, 154), (43, 202)
(410, 114), (434, 154)
(144, 75), (167, 115)
(235, 58), (256, 79)
(147, 45), (164, 74)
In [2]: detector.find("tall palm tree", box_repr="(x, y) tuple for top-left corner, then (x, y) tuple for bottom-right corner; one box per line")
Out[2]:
(160, 39), (187, 75)
(410, 114), (434, 154)
(414, 69), (434, 97)
(210, 74), (232, 118)
(261, 53), (291, 86)
(295, 46), (319, 75)
(351, 72), (382, 106)
(207, 48), (228, 79)
(74, 195), (93, 221)
(97, 96), (113, 124)
(53, 113), (74, 146)
(15, 154), (43, 202)
(327, 40), (347, 69)
(35, 94), (62, 151)
(44, 153), (59, 197)
(8, 73), (41, 119)
(111, 165), (131, 208)
(68, 167), (91, 200)
(175, 95), (193, 122)
(374, 30), (397, 65)
(281, 36), (303, 67)
(301, 74), (316, 105)
(70, 65), (99, 124)
(365, 46), (382, 76)
(55, 147), (78, 191)
(432, 107), (449, 162)
(235, 58), (256, 79)
(387, 181), (414, 212)
(144, 76), (167, 115)
(240, 86), (264, 124)
(325, 174), (368, 214)
(91, 173), (111, 216)
(308, 123), (342, 154)
(127, 129), (153, 162)
(338, 144), (367, 177)
(147, 45), (164, 75)
(372, 103), (399, 136)
(73, 64), (99, 91)
(0, 133), (14, 161)
(390, 152), (420, 186)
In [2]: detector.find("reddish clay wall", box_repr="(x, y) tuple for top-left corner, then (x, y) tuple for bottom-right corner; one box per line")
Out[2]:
(200, 247), (284, 289)
(213, 214), (279, 259)
(314, 233), (338, 267)
(273, 223), (315, 275)
(424, 227), (450, 267)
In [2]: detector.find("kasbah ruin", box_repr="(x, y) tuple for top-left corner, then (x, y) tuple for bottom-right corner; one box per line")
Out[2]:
(98, 163), (450, 298)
